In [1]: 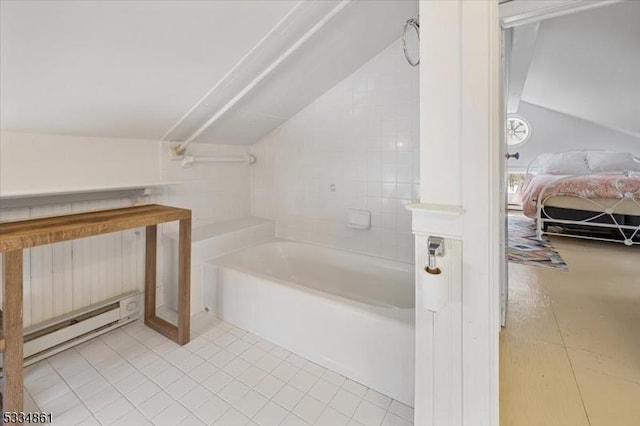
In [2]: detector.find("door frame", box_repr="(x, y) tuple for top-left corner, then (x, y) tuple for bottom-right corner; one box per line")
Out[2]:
(413, 1), (624, 425)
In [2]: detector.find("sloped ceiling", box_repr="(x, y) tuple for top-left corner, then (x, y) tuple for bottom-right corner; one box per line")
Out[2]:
(0, 0), (298, 139)
(519, 0), (640, 138)
(0, 0), (418, 146)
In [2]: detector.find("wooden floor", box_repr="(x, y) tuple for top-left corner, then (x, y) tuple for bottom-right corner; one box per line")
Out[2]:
(500, 236), (640, 426)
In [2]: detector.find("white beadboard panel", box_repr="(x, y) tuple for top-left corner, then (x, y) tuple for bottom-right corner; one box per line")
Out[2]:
(0, 195), (161, 328)
(251, 38), (420, 263)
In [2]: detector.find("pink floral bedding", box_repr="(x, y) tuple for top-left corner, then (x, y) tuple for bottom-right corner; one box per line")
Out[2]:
(518, 173), (640, 218)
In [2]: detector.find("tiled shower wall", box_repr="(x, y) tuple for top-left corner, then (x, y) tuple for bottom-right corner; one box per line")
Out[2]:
(161, 141), (252, 229)
(251, 39), (419, 263)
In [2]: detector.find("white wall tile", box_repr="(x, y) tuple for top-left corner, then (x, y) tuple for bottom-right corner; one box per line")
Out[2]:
(251, 39), (419, 263)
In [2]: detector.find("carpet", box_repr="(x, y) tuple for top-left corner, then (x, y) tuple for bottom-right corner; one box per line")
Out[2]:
(508, 216), (568, 270)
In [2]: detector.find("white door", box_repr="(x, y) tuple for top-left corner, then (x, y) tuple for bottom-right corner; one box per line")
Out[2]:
(499, 28), (509, 327)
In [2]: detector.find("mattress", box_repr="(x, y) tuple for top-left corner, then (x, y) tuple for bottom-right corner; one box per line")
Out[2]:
(519, 173), (640, 218)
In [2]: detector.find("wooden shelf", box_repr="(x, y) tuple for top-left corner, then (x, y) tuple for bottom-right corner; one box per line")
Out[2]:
(0, 309), (4, 353)
(0, 204), (190, 252)
(0, 204), (192, 414)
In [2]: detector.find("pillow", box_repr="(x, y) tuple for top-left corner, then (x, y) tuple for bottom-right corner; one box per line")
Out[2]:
(538, 152), (590, 175)
(587, 151), (640, 173)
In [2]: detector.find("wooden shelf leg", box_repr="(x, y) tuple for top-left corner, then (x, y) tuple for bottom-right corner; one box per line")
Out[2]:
(177, 218), (191, 345)
(144, 225), (157, 325)
(2, 250), (24, 414)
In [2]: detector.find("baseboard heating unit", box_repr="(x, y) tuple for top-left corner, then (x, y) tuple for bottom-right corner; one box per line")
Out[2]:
(1, 291), (142, 371)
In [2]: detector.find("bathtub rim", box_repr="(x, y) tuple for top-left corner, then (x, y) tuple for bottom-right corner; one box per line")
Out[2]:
(208, 239), (415, 324)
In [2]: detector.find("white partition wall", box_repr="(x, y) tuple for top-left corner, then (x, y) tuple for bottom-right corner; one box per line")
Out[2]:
(413, 1), (501, 425)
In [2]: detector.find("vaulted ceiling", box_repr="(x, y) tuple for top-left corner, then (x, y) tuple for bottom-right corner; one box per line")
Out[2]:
(0, 0), (418, 145)
(511, 0), (640, 139)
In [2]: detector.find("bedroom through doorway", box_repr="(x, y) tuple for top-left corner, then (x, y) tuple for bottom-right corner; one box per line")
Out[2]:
(498, 2), (640, 425)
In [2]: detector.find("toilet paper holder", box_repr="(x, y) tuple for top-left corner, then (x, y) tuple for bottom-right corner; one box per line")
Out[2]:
(425, 236), (444, 274)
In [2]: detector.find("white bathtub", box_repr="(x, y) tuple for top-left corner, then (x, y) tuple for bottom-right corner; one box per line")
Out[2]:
(206, 240), (415, 405)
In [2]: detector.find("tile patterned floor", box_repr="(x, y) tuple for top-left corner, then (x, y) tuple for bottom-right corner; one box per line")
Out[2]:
(21, 313), (414, 426)
(501, 237), (640, 426)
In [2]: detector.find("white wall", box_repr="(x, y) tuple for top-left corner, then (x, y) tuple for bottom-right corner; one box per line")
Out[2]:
(0, 131), (160, 195)
(508, 102), (640, 170)
(0, 132), (253, 324)
(161, 142), (252, 229)
(251, 39), (419, 263)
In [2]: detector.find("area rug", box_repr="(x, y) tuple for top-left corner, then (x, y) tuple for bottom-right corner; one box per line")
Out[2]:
(508, 216), (568, 270)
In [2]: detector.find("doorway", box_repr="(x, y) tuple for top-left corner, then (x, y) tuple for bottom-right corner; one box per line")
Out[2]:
(499, 1), (640, 425)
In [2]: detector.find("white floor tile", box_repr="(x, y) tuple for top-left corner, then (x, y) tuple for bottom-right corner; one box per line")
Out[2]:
(194, 342), (224, 359)
(213, 408), (250, 426)
(353, 400), (387, 426)
(214, 332), (239, 348)
(51, 404), (92, 426)
(66, 367), (102, 390)
(76, 416), (102, 426)
(321, 370), (346, 387)
(271, 362), (300, 382)
(237, 365), (268, 388)
(253, 402), (289, 426)
(291, 395), (325, 424)
(342, 379), (367, 398)
(234, 390), (269, 418)
(285, 353), (307, 368)
(202, 369), (234, 394)
(140, 358), (172, 378)
(40, 391), (82, 417)
(25, 371), (64, 395)
(270, 346), (291, 359)
(138, 392), (174, 419)
(381, 411), (413, 426)
(95, 397), (135, 425)
(178, 414), (206, 426)
(222, 357), (251, 377)
(33, 382), (72, 409)
(388, 400), (414, 422)
(253, 353), (282, 373)
(151, 401), (190, 426)
(150, 365), (183, 388)
(124, 380), (162, 406)
(302, 361), (326, 377)
(187, 361), (219, 383)
(254, 375), (286, 399)
(75, 376), (110, 402)
(329, 389), (362, 417)
(174, 353), (206, 373)
(227, 339), (252, 356)
(218, 380), (251, 405)
(113, 371), (148, 393)
(24, 362), (56, 385)
(308, 379), (340, 404)
(194, 396), (230, 424)
(113, 409), (151, 426)
(272, 385), (304, 411)
(166, 375), (198, 399)
(364, 389), (392, 410)
(82, 385), (121, 413)
(315, 407), (350, 426)
(27, 319), (406, 426)
(239, 346), (266, 363)
(179, 385), (214, 412)
(210, 349), (236, 368)
(288, 370), (318, 393)
(280, 414), (310, 426)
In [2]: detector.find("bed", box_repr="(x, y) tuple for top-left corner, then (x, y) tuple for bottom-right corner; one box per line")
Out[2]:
(518, 150), (640, 246)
